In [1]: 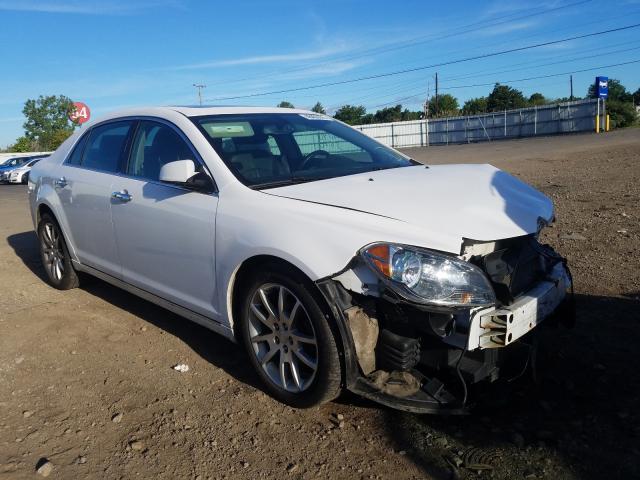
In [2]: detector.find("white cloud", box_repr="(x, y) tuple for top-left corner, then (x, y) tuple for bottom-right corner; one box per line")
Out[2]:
(477, 20), (538, 36)
(0, 0), (183, 15)
(277, 61), (367, 81)
(173, 45), (349, 70)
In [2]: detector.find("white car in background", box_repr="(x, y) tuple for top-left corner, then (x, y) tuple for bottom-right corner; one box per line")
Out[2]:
(26, 106), (575, 413)
(3, 157), (45, 184)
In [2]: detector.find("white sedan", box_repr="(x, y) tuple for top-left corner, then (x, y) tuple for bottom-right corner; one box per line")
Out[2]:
(3, 157), (45, 184)
(27, 106), (574, 413)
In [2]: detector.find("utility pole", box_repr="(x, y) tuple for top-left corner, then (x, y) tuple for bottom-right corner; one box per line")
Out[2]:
(424, 80), (430, 119)
(570, 75), (574, 101)
(193, 83), (206, 106)
(434, 72), (439, 118)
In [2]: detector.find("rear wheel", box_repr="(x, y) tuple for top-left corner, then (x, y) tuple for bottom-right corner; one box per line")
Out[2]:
(37, 213), (79, 290)
(238, 265), (342, 408)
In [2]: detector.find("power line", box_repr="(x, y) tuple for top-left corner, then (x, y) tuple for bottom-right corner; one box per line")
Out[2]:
(208, 23), (640, 101)
(440, 59), (640, 90)
(200, 0), (593, 88)
(324, 42), (640, 108)
(284, 43), (640, 110)
(440, 40), (640, 83)
(370, 59), (640, 109)
(341, 8), (640, 87)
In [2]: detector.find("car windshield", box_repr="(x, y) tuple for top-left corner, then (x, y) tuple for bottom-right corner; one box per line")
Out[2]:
(2, 158), (24, 167)
(193, 113), (416, 189)
(26, 159), (41, 167)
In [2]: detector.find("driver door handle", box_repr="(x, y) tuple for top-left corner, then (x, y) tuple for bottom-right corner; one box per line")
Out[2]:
(111, 190), (132, 203)
(54, 177), (67, 188)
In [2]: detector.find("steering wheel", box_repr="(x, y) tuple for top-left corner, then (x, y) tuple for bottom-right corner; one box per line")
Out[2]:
(300, 149), (331, 170)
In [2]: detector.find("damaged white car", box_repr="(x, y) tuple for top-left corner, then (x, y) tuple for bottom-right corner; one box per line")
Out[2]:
(28, 107), (574, 413)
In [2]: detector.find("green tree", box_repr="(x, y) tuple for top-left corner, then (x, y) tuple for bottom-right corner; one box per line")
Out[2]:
(401, 109), (422, 121)
(9, 136), (38, 152)
(461, 97), (488, 115)
(22, 95), (76, 150)
(605, 100), (637, 128)
(487, 84), (528, 111)
(277, 101), (295, 108)
(373, 105), (403, 123)
(528, 93), (546, 106)
(633, 87), (640, 105)
(360, 113), (375, 124)
(311, 102), (326, 114)
(428, 94), (459, 117)
(334, 105), (367, 125)
(587, 79), (632, 102)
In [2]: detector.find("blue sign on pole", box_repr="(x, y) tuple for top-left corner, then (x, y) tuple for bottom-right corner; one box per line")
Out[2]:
(595, 76), (608, 99)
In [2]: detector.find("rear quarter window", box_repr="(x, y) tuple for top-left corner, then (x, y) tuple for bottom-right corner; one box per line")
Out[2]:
(66, 132), (90, 166)
(81, 121), (133, 173)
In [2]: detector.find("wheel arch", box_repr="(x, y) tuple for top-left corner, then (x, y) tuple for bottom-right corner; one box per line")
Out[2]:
(227, 254), (351, 386)
(229, 255), (320, 337)
(36, 202), (56, 225)
(35, 201), (79, 262)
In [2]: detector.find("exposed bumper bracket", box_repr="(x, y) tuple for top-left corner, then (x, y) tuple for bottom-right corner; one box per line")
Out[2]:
(473, 262), (571, 349)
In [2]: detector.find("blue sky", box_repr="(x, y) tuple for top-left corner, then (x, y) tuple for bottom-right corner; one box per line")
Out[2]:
(1, 0), (639, 147)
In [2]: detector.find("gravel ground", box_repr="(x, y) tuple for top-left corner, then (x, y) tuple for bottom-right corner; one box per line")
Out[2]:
(1, 129), (639, 480)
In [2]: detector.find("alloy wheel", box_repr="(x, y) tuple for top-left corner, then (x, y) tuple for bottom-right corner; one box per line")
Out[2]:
(247, 283), (319, 392)
(41, 222), (65, 282)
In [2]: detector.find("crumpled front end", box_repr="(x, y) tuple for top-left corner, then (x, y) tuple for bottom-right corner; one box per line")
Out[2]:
(317, 235), (575, 414)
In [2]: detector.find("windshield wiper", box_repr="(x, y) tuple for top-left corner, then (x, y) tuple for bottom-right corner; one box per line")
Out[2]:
(249, 176), (321, 190)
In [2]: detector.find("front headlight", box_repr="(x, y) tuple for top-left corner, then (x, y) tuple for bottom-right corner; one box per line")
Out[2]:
(362, 243), (496, 307)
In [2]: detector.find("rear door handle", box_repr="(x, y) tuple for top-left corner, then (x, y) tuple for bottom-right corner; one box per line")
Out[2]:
(111, 190), (132, 203)
(54, 177), (67, 188)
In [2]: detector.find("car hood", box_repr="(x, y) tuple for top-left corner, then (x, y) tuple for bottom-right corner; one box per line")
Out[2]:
(266, 164), (553, 253)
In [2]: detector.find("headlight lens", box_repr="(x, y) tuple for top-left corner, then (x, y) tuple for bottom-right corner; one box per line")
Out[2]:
(362, 243), (496, 307)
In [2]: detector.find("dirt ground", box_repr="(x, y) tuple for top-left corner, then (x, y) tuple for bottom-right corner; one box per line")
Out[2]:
(1, 129), (639, 480)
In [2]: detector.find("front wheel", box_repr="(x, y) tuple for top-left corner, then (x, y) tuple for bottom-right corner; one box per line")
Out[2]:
(37, 213), (79, 290)
(238, 266), (343, 408)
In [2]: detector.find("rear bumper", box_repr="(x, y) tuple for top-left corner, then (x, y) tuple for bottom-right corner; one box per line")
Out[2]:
(318, 258), (574, 414)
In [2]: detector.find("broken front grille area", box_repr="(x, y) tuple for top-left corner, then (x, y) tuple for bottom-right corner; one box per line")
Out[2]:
(471, 236), (547, 306)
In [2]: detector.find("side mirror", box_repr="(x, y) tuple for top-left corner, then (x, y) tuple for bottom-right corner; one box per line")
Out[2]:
(159, 160), (196, 184)
(159, 160), (215, 193)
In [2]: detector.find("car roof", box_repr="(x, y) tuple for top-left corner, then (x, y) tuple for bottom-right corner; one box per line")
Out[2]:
(90, 106), (322, 124)
(169, 106), (316, 117)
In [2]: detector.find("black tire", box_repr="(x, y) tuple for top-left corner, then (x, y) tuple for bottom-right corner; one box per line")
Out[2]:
(238, 264), (342, 408)
(21, 172), (29, 185)
(37, 213), (80, 290)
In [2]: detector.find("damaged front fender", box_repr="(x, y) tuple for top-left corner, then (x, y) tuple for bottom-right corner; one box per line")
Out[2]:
(316, 278), (469, 414)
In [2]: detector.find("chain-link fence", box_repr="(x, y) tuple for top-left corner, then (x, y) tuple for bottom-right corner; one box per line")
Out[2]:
(354, 99), (598, 148)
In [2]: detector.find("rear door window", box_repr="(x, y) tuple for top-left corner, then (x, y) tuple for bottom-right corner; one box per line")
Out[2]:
(81, 121), (133, 173)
